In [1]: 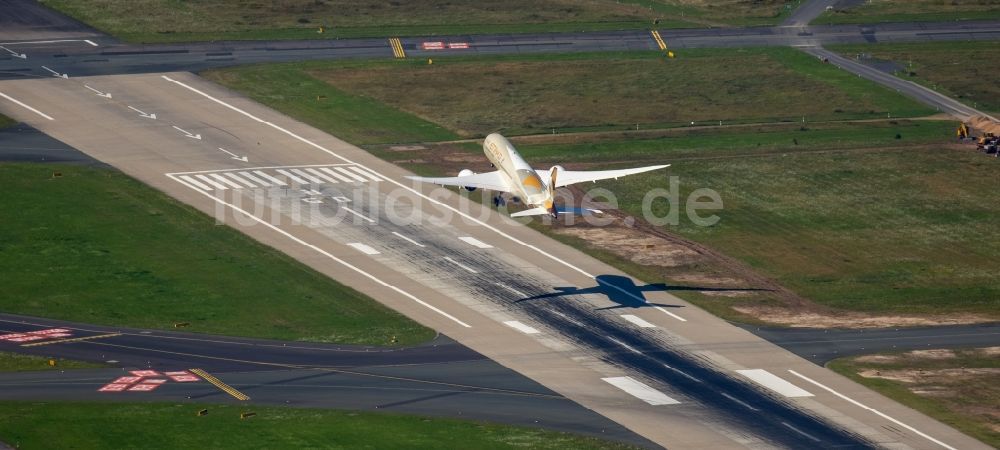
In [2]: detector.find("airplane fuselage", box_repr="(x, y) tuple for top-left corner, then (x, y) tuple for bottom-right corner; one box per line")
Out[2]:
(483, 133), (554, 213)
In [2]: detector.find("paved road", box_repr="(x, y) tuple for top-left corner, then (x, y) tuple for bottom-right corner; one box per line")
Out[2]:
(0, 313), (652, 447)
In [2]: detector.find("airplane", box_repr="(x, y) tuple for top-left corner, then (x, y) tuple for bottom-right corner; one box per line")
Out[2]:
(406, 133), (670, 218)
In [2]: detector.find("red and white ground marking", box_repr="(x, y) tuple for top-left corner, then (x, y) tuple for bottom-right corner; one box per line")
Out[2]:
(165, 371), (200, 382)
(421, 41), (445, 50)
(0, 328), (74, 343)
(447, 42), (470, 49)
(99, 370), (202, 392)
(98, 383), (130, 392)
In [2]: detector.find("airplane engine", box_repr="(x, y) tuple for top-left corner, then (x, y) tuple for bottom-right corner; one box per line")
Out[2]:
(458, 169), (477, 191)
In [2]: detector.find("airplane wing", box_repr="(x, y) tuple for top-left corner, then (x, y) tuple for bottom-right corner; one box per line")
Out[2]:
(540, 165), (670, 188)
(405, 170), (513, 193)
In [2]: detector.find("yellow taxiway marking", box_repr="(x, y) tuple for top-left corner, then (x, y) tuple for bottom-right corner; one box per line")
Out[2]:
(389, 37), (406, 59)
(189, 368), (250, 401)
(21, 333), (121, 347)
(651, 30), (667, 51)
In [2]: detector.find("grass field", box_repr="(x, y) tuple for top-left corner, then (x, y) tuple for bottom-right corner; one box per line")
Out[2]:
(39, 0), (687, 43)
(0, 163), (433, 345)
(0, 351), (104, 372)
(831, 41), (1000, 116)
(0, 113), (14, 129)
(39, 0), (804, 43)
(829, 348), (1000, 447)
(817, 0), (1000, 24)
(205, 49), (934, 143)
(582, 135), (1000, 318)
(0, 402), (634, 449)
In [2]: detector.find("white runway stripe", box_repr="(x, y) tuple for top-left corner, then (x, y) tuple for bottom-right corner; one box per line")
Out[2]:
(603, 376), (680, 405)
(392, 231), (425, 247)
(253, 170), (287, 186)
(320, 167), (354, 182)
(348, 166), (384, 181)
(333, 166), (367, 182)
(504, 320), (540, 334)
(276, 169), (309, 185)
(179, 175), (212, 190)
(291, 168), (323, 184)
(195, 174), (228, 190)
(621, 314), (656, 328)
(238, 171), (271, 187)
(222, 172), (256, 188)
(736, 369), (813, 398)
(305, 168), (339, 183)
(209, 173), (244, 189)
(347, 243), (380, 255)
(443, 256), (478, 274)
(459, 237), (492, 249)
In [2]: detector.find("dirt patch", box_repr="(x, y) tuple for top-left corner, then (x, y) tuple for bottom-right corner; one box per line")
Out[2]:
(854, 354), (901, 364)
(907, 349), (957, 360)
(734, 305), (990, 328)
(860, 368), (1000, 384)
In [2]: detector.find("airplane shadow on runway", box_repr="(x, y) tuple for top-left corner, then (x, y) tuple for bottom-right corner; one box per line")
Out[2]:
(518, 274), (767, 311)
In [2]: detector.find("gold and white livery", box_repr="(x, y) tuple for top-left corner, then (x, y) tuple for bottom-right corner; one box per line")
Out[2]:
(407, 133), (669, 218)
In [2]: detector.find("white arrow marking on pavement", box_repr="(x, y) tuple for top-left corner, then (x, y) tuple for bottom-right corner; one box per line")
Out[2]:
(127, 106), (156, 119)
(0, 46), (26, 59)
(40, 66), (67, 78)
(217, 147), (248, 162)
(171, 125), (201, 140)
(84, 85), (112, 98)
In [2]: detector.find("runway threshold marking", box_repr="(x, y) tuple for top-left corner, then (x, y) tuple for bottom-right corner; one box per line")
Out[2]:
(347, 242), (380, 255)
(787, 369), (957, 450)
(736, 369), (813, 398)
(189, 368), (250, 401)
(20, 332), (121, 347)
(651, 30), (667, 50)
(389, 37), (406, 58)
(0, 91), (54, 120)
(602, 376), (679, 405)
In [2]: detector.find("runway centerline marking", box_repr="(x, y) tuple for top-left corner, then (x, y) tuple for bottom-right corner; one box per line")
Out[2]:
(602, 376), (679, 405)
(347, 243), (380, 255)
(653, 306), (687, 322)
(721, 392), (757, 411)
(341, 207), (376, 223)
(782, 422), (821, 443)
(787, 369), (956, 450)
(608, 337), (643, 355)
(167, 173), (471, 328)
(736, 369), (813, 398)
(189, 368), (249, 401)
(0, 91), (54, 120)
(495, 283), (527, 298)
(443, 256), (478, 274)
(504, 321), (540, 335)
(21, 333), (120, 347)
(621, 314), (656, 328)
(391, 232), (425, 248)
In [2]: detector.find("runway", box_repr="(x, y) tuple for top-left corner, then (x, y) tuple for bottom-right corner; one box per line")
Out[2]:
(0, 70), (991, 449)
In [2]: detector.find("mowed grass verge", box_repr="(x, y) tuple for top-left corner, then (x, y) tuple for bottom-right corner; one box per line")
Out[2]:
(0, 351), (104, 372)
(829, 348), (1000, 447)
(581, 134), (1000, 318)
(205, 49), (934, 143)
(831, 41), (1000, 116)
(39, 0), (689, 43)
(0, 402), (635, 450)
(0, 163), (433, 345)
(817, 0), (1000, 25)
(0, 113), (15, 129)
